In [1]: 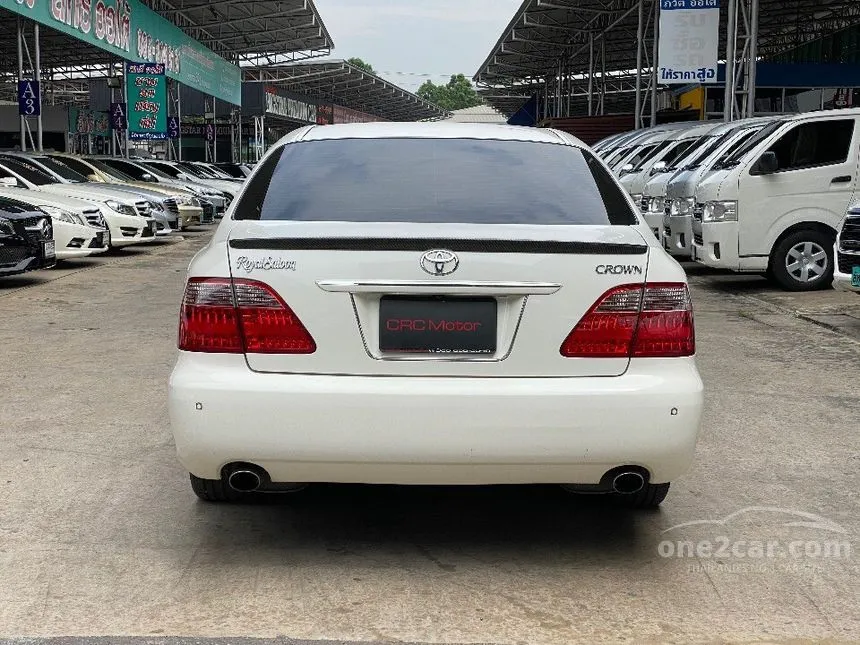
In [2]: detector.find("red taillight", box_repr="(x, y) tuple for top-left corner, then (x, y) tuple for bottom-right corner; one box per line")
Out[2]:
(560, 283), (694, 358)
(178, 278), (316, 354)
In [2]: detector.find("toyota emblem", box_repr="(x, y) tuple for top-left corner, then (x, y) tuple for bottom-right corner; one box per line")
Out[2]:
(420, 249), (459, 276)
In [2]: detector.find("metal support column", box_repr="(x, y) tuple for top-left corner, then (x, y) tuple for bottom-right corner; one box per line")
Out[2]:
(212, 98), (218, 163)
(556, 60), (563, 118)
(123, 63), (130, 158)
(650, 0), (660, 126)
(34, 23), (42, 152)
(600, 38), (606, 115)
(17, 17), (25, 152)
(745, 0), (759, 117)
(588, 33), (595, 116)
(723, 0), (738, 121)
(177, 87), (182, 161)
(634, 0), (645, 129)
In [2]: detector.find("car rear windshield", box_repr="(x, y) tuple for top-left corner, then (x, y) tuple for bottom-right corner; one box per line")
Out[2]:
(235, 138), (637, 225)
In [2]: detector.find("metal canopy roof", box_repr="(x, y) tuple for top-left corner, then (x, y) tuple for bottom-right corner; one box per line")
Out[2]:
(245, 60), (450, 122)
(142, 0), (334, 65)
(479, 70), (642, 117)
(474, 0), (860, 91)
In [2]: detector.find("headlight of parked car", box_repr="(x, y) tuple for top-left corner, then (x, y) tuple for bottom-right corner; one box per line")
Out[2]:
(670, 197), (695, 216)
(171, 195), (194, 206)
(105, 200), (137, 217)
(38, 205), (83, 226)
(647, 196), (664, 214)
(703, 200), (738, 222)
(0, 216), (15, 237)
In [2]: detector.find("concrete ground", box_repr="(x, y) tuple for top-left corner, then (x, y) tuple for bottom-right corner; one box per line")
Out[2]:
(1, 231), (858, 645)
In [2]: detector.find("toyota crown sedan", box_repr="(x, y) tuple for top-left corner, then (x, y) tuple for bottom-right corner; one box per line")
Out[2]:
(169, 122), (704, 508)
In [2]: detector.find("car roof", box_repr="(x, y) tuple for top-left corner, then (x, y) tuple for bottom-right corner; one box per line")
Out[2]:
(296, 122), (578, 146)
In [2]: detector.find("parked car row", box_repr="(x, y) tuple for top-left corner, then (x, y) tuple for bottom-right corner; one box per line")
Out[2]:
(0, 153), (252, 278)
(594, 108), (860, 292)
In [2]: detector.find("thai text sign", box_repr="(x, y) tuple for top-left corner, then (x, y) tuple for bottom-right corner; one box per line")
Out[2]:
(0, 0), (242, 105)
(657, 0), (720, 84)
(126, 62), (167, 140)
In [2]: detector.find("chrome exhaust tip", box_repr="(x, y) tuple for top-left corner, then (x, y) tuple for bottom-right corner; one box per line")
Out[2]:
(611, 471), (646, 495)
(227, 469), (263, 493)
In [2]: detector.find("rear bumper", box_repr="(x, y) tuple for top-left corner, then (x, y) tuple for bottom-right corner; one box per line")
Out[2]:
(168, 354), (704, 485)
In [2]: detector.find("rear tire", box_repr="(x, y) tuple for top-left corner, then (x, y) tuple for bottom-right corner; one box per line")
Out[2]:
(769, 229), (834, 291)
(613, 482), (671, 508)
(189, 473), (244, 502)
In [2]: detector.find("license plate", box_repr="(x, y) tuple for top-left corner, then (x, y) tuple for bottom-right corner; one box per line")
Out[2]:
(379, 296), (497, 354)
(43, 240), (55, 259)
(852, 266), (860, 287)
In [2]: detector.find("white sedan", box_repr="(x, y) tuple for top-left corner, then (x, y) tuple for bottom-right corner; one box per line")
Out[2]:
(0, 188), (108, 259)
(169, 122), (704, 508)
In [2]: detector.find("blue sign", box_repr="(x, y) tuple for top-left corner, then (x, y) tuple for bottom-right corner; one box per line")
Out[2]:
(110, 102), (127, 130)
(167, 116), (180, 139)
(18, 80), (40, 116)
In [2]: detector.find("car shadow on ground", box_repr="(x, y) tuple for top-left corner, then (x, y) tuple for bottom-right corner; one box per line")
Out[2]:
(0, 275), (44, 289)
(186, 484), (659, 560)
(681, 262), (776, 294)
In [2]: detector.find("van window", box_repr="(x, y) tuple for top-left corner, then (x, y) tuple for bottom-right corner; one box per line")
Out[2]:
(664, 137), (709, 169)
(719, 120), (785, 168)
(631, 140), (672, 170)
(685, 133), (733, 168)
(766, 119), (855, 171)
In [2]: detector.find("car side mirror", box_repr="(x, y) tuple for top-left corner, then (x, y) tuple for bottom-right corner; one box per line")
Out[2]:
(0, 176), (18, 187)
(621, 163), (634, 173)
(177, 172), (190, 180)
(753, 151), (779, 175)
(141, 173), (154, 181)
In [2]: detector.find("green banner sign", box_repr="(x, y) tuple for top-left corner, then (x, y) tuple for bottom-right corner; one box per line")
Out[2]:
(68, 108), (111, 137)
(0, 0), (242, 106)
(125, 61), (167, 140)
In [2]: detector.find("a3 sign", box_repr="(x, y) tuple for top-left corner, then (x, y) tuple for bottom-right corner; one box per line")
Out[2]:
(17, 80), (40, 116)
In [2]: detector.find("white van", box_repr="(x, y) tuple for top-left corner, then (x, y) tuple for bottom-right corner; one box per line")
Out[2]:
(638, 123), (733, 239)
(662, 117), (777, 258)
(621, 123), (720, 236)
(834, 204), (860, 293)
(691, 108), (860, 291)
(608, 122), (697, 174)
